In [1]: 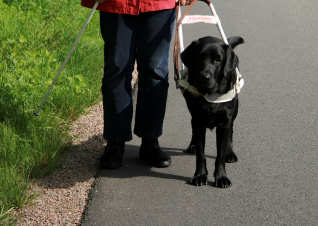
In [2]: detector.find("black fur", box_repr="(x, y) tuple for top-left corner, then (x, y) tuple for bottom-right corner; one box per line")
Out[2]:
(181, 36), (244, 188)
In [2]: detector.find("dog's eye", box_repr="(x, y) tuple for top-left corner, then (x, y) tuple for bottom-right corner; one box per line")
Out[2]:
(213, 58), (221, 63)
(212, 55), (221, 63)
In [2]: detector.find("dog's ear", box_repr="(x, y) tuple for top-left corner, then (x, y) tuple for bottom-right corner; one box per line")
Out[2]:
(228, 36), (244, 49)
(181, 40), (199, 68)
(220, 45), (239, 92)
(223, 36), (243, 77)
(223, 46), (238, 76)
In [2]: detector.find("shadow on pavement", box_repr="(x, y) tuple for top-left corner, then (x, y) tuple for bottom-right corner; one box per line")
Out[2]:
(34, 140), (216, 189)
(97, 144), (216, 185)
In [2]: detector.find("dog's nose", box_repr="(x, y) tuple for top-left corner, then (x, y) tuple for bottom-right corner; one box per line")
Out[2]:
(202, 72), (211, 79)
(200, 64), (215, 80)
(200, 74), (216, 88)
(200, 69), (212, 80)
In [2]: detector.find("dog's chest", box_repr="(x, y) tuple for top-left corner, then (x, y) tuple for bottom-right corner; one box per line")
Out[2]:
(184, 92), (237, 128)
(202, 104), (231, 128)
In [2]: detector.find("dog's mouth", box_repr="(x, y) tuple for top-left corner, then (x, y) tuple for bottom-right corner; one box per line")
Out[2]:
(194, 77), (218, 95)
(195, 84), (218, 95)
(199, 87), (218, 95)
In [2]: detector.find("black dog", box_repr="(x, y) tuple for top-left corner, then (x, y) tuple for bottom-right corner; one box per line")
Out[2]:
(180, 36), (244, 188)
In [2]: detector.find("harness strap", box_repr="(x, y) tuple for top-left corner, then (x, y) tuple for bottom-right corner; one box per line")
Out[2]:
(178, 72), (245, 103)
(174, 0), (201, 87)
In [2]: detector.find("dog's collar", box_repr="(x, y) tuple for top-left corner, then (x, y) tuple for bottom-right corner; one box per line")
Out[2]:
(178, 68), (244, 103)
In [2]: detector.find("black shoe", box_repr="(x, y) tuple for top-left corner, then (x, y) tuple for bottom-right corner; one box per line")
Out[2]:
(100, 142), (125, 169)
(139, 138), (171, 168)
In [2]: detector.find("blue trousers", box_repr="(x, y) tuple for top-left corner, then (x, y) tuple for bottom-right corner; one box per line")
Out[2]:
(100, 9), (176, 142)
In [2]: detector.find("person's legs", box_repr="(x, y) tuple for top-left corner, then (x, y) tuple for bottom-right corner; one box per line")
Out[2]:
(134, 9), (176, 167)
(100, 12), (136, 143)
(100, 12), (137, 169)
(134, 8), (176, 138)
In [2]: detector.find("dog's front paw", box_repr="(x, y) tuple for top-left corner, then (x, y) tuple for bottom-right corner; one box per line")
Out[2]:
(225, 152), (238, 163)
(191, 174), (208, 186)
(215, 176), (232, 188)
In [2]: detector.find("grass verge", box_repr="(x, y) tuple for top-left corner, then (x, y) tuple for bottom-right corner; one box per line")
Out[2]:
(0, 0), (103, 224)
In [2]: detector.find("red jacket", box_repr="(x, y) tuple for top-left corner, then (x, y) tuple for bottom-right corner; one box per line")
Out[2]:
(81, 0), (176, 15)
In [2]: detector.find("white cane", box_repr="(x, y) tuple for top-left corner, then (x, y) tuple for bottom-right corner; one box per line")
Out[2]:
(34, 1), (99, 116)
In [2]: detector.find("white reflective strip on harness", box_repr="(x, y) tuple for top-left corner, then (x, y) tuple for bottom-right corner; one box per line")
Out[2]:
(182, 15), (219, 24)
(178, 70), (244, 103)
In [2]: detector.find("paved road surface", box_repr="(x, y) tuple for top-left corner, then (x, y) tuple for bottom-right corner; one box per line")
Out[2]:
(81, 0), (318, 225)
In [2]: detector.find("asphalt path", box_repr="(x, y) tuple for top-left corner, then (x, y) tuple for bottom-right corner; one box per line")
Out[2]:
(81, 0), (318, 225)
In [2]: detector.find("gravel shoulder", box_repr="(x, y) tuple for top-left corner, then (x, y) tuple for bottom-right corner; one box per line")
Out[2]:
(15, 103), (105, 225)
(14, 67), (138, 225)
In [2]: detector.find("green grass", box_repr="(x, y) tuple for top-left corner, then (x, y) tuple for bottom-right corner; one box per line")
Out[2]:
(0, 206), (15, 226)
(0, 0), (103, 223)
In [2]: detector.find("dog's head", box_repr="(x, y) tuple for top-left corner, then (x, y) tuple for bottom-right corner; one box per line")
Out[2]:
(181, 36), (244, 95)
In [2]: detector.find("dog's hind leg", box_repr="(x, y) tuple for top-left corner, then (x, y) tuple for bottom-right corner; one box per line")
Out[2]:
(191, 125), (208, 186)
(225, 125), (238, 163)
(225, 101), (239, 163)
(184, 118), (201, 154)
(184, 136), (198, 154)
(214, 127), (232, 188)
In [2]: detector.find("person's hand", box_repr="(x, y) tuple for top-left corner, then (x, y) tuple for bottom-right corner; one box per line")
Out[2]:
(176, 0), (189, 6)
